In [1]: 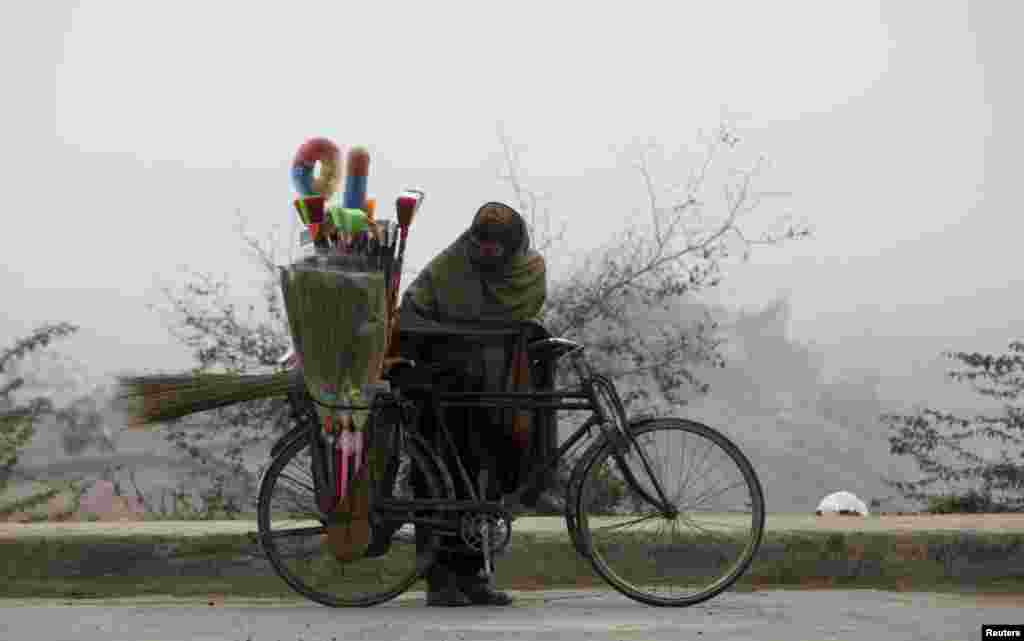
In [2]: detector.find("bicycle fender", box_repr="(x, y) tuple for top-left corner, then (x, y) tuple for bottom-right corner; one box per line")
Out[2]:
(572, 415), (654, 489)
(270, 422), (309, 459)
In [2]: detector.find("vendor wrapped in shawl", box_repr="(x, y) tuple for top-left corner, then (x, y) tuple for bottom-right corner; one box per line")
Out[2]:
(395, 202), (547, 607)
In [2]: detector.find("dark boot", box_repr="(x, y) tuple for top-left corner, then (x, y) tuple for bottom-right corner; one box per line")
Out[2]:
(426, 564), (471, 607)
(456, 570), (514, 606)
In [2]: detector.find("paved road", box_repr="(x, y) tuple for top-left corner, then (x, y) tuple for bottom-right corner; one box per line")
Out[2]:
(4, 513), (1024, 540)
(2, 589), (1021, 641)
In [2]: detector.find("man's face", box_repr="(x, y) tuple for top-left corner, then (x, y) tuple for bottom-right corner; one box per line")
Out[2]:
(473, 233), (505, 259)
(470, 230), (506, 270)
(468, 203), (522, 269)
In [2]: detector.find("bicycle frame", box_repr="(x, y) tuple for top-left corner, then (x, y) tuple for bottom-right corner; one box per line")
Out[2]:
(263, 338), (766, 609)
(362, 385), (601, 532)
(287, 332), (679, 538)
(368, 346), (678, 527)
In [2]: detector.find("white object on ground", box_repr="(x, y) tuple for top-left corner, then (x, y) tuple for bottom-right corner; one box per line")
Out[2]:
(815, 491), (869, 516)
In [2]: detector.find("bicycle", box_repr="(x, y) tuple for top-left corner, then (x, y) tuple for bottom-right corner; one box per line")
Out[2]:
(256, 321), (765, 608)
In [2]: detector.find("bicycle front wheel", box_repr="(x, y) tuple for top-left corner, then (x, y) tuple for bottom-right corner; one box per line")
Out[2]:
(575, 418), (765, 607)
(257, 428), (450, 607)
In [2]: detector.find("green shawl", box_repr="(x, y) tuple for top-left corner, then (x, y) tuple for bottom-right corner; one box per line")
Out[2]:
(405, 208), (546, 324)
(401, 206), (546, 467)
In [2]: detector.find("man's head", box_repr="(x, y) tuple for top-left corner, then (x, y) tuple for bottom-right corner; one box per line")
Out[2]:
(468, 202), (524, 270)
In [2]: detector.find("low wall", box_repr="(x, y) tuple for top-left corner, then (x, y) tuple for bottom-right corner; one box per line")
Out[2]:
(2, 515), (1022, 593)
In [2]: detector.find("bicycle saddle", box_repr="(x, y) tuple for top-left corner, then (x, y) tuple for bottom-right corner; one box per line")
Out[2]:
(527, 337), (583, 362)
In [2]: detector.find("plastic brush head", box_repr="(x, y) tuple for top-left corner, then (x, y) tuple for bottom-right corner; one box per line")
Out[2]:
(295, 195), (327, 224)
(346, 146), (370, 176)
(395, 189), (424, 228)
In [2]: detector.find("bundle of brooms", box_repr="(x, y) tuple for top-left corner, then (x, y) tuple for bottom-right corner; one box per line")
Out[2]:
(115, 369), (303, 427)
(280, 251), (390, 562)
(116, 197), (412, 430)
(115, 188), (420, 563)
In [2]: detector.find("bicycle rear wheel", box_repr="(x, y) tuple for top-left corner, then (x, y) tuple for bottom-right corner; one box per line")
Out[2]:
(574, 418), (764, 607)
(257, 427), (450, 607)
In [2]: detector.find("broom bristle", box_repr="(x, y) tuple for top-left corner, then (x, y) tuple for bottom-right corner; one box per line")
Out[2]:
(115, 370), (303, 427)
(281, 264), (388, 429)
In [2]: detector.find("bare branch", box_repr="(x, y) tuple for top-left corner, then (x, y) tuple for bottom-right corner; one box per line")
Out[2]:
(496, 121), (567, 257)
(495, 121), (809, 409)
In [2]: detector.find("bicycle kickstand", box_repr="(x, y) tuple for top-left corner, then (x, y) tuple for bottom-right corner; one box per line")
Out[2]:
(478, 469), (493, 579)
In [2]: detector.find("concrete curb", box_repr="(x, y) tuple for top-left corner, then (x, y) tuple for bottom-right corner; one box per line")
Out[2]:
(3, 516), (1023, 588)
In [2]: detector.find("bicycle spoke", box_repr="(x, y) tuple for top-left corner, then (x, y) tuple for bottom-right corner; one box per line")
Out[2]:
(257, 430), (450, 608)
(682, 478), (749, 511)
(270, 481), (316, 514)
(623, 435), (673, 509)
(678, 436), (704, 501)
(675, 516), (746, 541)
(589, 512), (661, 534)
(576, 418), (763, 607)
(684, 440), (716, 498)
(277, 472), (315, 496)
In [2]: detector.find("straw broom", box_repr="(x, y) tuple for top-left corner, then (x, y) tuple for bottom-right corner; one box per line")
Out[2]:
(114, 245), (393, 435)
(111, 248), (307, 428)
(281, 255), (388, 562)
(115, 369), (302, 428)
(280, 257), (387, 429)
(116, 184), (412, 562)
(112, 247), (388, 430)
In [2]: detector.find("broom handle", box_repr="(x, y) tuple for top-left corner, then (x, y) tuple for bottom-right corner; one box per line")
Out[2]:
(382, 225), (409, 368)
(382, 190), (421, 373)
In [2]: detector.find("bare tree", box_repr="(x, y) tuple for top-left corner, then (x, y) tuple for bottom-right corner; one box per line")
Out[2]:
(144, 212), (295, 508)
(148, 122), (811, 490)
(883, 341), (1024, 512)
(496, 121), (810, 413)
(0, 323), (81, 519)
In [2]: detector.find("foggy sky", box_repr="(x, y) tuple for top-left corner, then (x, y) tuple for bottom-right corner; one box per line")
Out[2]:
(3, 2), (1019, 392)
(2, 2), (1020, 511)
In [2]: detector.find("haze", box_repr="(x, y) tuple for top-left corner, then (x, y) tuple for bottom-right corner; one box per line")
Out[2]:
(2, 1), (1019, 512)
